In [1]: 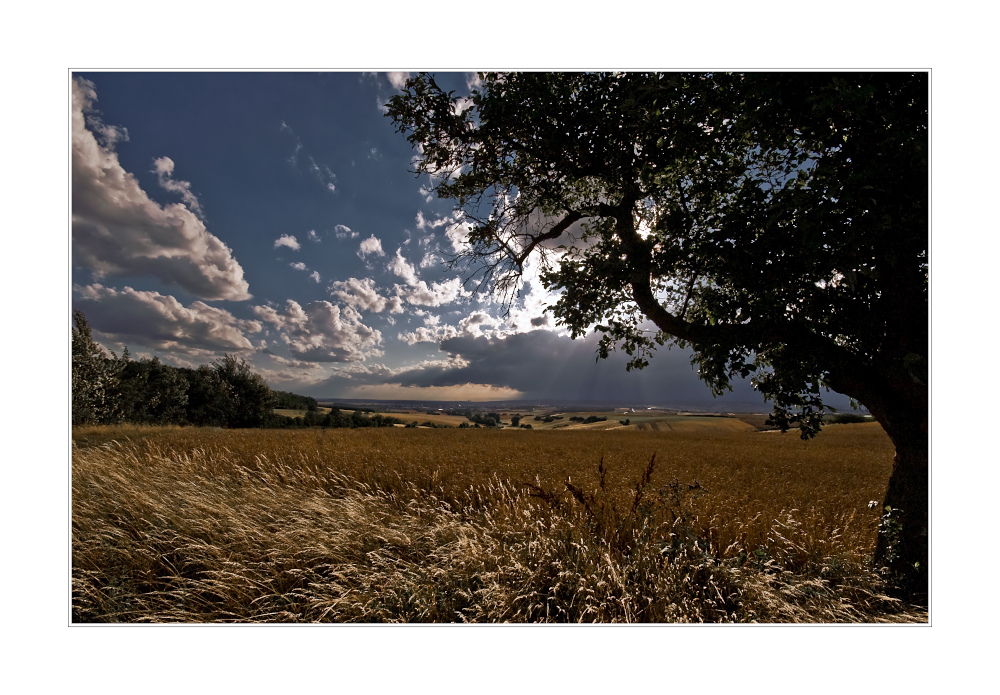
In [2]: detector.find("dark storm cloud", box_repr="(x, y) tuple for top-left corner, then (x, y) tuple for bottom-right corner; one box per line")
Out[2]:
(386, 330), (770, 406)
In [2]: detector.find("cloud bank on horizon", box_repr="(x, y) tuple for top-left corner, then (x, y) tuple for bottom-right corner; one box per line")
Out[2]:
(69, 72), (812, 409)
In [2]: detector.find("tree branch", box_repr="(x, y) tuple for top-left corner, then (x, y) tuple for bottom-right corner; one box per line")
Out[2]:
(513, 210), (585, 268)
(610, 195), (888, 405)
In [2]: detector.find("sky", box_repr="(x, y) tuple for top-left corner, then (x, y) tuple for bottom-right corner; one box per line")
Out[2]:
(70, 70), (851, 409)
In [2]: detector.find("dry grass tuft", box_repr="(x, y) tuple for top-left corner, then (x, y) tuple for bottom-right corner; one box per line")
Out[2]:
(72, 424), (926, 622)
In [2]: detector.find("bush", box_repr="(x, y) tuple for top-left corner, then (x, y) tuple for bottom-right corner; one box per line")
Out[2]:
(466, 412), (502, 428)
(827, 413), (869, 424)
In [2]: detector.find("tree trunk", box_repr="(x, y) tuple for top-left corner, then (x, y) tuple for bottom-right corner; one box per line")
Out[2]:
(872, 408), (929, 605)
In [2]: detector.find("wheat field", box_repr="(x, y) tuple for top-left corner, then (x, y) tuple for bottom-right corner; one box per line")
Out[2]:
(71, 423), (927, 622)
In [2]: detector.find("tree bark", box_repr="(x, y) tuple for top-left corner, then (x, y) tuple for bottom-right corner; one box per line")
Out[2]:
(872, 407), (929, 604)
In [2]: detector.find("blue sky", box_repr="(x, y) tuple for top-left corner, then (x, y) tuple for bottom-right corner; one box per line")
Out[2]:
(70, 70), (844, 409)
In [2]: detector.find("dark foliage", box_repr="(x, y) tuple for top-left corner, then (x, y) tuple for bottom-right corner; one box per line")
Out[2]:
(387, 71), (929, 600)
(72, 310), (126, 425)
(72, 312), (276, 429)
(272, 390), (319, 411)
(826, 413), (871, 424)
(119, 357), (189, 425)
(466, 412), (503, 428)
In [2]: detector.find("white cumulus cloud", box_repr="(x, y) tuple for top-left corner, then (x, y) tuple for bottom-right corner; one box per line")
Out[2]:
(404, 277), (467, 307)
(419, 252), (442, 269)
(330, 277), (404, 314)
(386, 72), (411, 90)
(253, 299), (383, 363)
(415, 210), (454, 231)
(397, 310), (498, 345)
(74, 283), (262, 354)
(387, 248), (420, 285)
(388, 248), (469, 307)
(398, 324), (460, 345)
(274, 234), (301, 250)
(445, 219), (472, 253)
(71, 78), (250, 301)
(358, 235), (385, 258)
(152, 157), (204, 217)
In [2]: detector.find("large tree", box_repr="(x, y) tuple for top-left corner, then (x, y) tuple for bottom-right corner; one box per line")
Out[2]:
(387, 72), (928, 599)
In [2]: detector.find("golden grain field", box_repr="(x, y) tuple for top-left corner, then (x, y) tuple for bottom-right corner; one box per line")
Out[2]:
(71, 423), (926, 623)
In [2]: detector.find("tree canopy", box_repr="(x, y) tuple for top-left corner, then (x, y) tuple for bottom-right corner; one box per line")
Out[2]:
(387, 72), (928, 599)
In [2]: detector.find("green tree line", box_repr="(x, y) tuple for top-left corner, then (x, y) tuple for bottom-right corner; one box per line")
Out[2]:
(71, 311), (391, 430)
(72, 311), (273, 427)
(272, 390), (319, 411)
(272, 408), (404, 430)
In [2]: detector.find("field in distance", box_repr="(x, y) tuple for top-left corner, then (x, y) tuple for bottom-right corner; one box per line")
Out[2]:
(72, 421), (924, 623)
(272, 406), (470, 427)
(511, 410), (762, 432)
(275, 405), (775, 432)
(385, 411), (476, 427)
